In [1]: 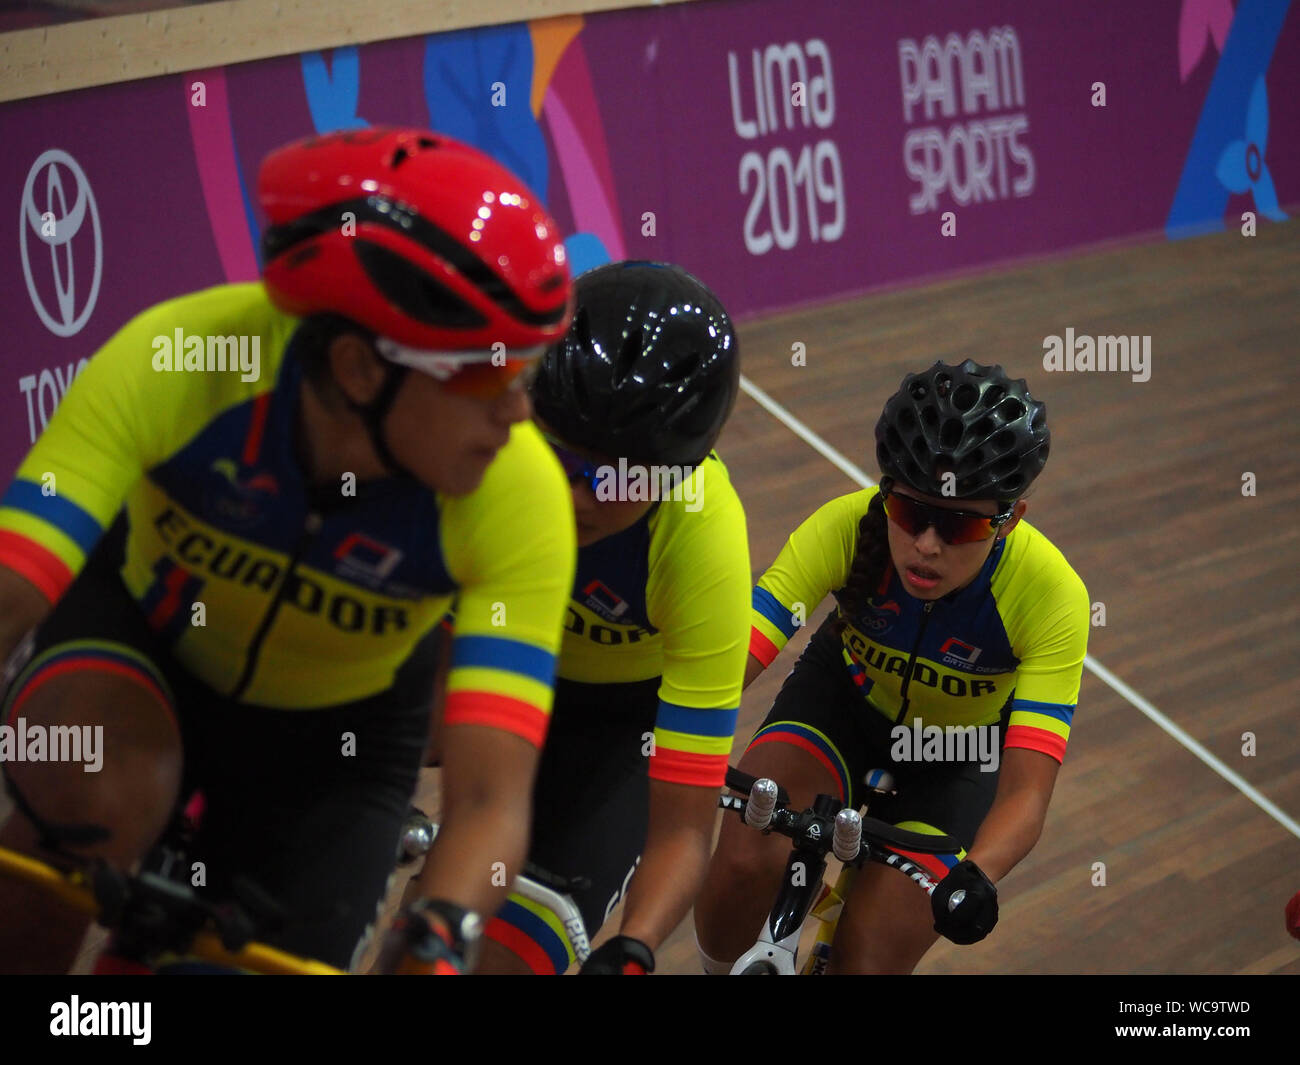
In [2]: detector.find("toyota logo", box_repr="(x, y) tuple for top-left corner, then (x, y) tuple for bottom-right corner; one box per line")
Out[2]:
(20, 149), (102, 337)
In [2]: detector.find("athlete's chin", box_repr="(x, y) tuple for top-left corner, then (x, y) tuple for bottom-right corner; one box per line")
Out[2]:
(427, 458), (492, 497)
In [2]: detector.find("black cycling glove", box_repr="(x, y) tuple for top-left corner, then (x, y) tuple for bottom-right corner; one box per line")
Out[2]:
(931, 859), (998, 945)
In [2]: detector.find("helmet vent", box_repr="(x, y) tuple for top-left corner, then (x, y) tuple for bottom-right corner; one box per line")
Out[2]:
(993, 429), (1016, 453)
(910, 381), (928, 400)
(952, 383), (979, 412)
(983, 384), (1006, 408)
(992, 454), (1020, 478)
(355, 240), (488, 328)
(939, 418), (963, 451)
(663, 351), (701, 384)
(998, 398), (1025, 422)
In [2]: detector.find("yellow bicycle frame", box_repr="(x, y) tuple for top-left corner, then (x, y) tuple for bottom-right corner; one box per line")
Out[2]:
(0, 843), (343, 975)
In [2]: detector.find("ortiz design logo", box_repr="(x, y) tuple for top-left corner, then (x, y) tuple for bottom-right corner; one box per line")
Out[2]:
(939, 637), (982, 665)
(582, 579), (629, 623)
(333, 532), (404, 582)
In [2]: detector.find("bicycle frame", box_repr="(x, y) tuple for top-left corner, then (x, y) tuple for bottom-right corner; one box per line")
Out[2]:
(0, 843), (343, 975)
(730, 792), (840, 975)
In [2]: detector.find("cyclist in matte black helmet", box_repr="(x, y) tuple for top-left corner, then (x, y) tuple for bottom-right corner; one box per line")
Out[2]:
(697, 359), (1089, 974)
(464, 261), (752, 974)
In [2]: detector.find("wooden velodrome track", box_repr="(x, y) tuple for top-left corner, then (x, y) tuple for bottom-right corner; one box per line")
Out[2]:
(50, 218), (1300, 975)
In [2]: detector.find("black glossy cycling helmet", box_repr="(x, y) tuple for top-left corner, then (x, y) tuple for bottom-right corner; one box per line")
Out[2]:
(875, 359), (1050, 500)
(531, 261), (740, 466)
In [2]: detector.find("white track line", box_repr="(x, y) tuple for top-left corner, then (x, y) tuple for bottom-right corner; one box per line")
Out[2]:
(739, 374), (1300, 841)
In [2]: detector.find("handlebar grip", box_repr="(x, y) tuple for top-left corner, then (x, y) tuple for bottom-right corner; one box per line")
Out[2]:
(743, 778), (779, 830)
(833, 808), (862, 862)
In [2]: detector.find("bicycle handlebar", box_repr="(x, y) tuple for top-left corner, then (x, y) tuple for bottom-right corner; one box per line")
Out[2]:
(719, 778), (962, 859)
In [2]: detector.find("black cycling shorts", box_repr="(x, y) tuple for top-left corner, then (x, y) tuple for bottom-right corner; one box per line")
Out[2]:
(1, 517), (434, 971)
(745, 614), (1010, 882)
(483, 674), (658, 974)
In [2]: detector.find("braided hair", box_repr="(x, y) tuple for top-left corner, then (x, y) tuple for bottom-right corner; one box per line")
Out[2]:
(829, 491), (891, 636)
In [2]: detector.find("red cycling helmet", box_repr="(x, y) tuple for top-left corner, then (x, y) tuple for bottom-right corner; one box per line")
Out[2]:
(258, 127), (572, 360)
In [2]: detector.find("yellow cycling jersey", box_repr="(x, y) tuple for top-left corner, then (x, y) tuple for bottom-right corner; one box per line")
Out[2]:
(750, 486), (1089, 763)
(0, 282), (575, 741)
(549, 455), (751, 786)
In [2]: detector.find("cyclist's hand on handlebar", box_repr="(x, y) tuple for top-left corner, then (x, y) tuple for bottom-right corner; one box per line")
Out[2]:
(377, 899), (483, 975)
(579, 935), (655, 975)
(930, 859), (998, 945)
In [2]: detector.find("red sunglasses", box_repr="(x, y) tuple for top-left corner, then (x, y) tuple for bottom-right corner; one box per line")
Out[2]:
(879, 479), (1014, 545)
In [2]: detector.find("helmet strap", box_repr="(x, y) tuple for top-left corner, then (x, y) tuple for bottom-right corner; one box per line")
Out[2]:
(344, 362), (416, 481)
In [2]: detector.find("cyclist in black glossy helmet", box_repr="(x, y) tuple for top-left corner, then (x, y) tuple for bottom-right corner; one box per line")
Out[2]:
(470, 261), (752, 974)
(696, 359), (1089, 974)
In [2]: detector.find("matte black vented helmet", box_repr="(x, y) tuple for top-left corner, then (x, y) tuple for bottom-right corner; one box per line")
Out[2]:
(531, 261), (740, 466)
(874, 359), (1050, 500)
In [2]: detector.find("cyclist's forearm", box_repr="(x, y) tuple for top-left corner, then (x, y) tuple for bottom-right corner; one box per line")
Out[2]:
(618, 780), (715, 950)
(409, 725), (539, 916)
(0, 565), (52, 666)
(966, 745), (1059, 880)
(965, 783), (1051, 881)
(967, 780), (1055, 879)
(410, 805), (528, 916)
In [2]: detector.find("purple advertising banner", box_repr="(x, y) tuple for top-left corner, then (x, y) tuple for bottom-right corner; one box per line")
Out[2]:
(3, 0), (1298, 476)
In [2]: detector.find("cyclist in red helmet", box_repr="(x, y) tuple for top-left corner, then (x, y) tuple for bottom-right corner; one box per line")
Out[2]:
(0, 127), (575, 974)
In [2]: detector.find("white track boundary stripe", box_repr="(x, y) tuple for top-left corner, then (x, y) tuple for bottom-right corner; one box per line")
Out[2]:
(739, 374), (1300, 841)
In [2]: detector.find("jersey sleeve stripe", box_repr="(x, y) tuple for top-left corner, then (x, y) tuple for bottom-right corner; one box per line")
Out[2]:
(450, 634), (556, 687)
(653, 727), (733, 758)
(654, 701), (739, 738)
(1008, 710), (1071, 739)
(748, 626), (780, 667)
(753, 586), (799, 638)
(649, 747), (730, 787)
(0, 530), (74, 603)
(1010, 699), (1075, 725)
(486, 902), (571, 974)
(1, 481), (103, 552)
(1004, 725), (1068, 763)
(442, 691), (549, 747)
